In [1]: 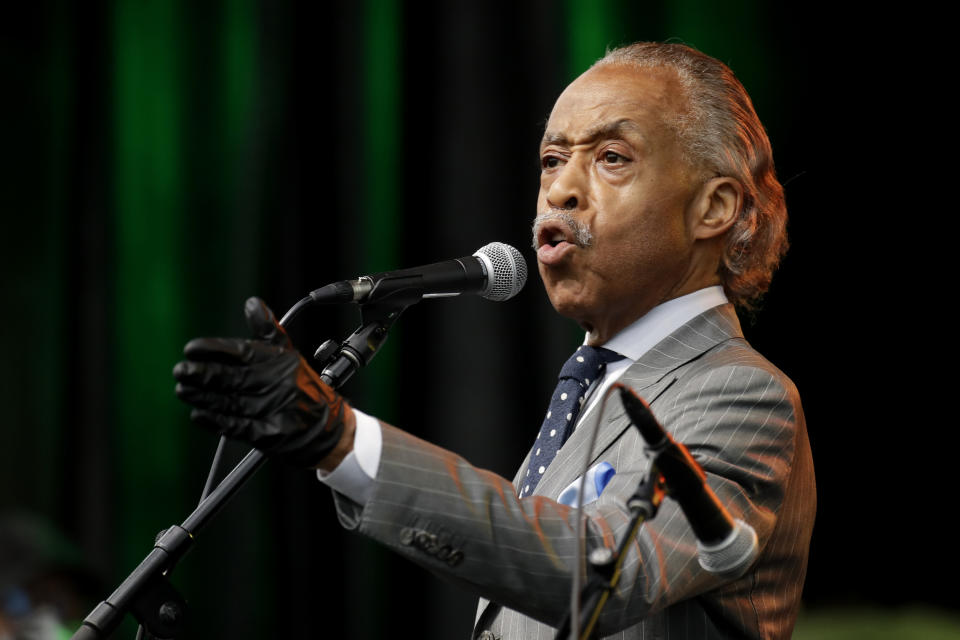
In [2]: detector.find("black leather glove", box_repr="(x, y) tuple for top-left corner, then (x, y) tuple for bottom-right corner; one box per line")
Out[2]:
(173, 297), (350, 468)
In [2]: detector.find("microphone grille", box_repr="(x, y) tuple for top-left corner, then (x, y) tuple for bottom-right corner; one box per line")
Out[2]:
(474, 242), (528, 301)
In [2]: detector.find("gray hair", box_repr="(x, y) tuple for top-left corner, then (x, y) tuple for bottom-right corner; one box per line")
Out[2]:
(593, 42), (788, 310)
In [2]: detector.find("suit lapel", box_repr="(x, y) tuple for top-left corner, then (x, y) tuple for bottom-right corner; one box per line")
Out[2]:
(619, 302), (742, 389)
(536, 304), (743, 496)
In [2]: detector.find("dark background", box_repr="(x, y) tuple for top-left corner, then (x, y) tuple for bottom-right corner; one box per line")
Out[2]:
(1, 0), (952, 638)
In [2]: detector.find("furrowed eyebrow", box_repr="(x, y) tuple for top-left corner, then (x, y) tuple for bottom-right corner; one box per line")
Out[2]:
(540, 118), (644, 149)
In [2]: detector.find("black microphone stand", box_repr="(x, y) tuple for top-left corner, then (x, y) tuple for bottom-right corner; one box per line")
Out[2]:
(71, 290), (419, 640)
(555, 470), (666, 640)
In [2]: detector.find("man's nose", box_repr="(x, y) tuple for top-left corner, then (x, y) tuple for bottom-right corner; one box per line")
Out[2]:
(546, 160), (587, 211)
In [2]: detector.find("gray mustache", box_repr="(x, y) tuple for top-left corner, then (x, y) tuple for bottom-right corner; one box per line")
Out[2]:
(531, 210), (593, 251)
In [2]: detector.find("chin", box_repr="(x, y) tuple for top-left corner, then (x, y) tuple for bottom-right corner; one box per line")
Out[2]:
(546, 288), (593, 325)
(540, 269), (599, 320)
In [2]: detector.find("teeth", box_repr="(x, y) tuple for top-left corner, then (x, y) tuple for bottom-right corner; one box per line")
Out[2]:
(550, 232), (565, 242)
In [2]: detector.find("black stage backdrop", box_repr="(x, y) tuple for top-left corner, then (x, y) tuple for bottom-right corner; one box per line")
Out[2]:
(1, 1), (953, 638)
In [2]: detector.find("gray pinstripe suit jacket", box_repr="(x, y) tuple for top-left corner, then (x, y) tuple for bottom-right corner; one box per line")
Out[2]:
(333, 303), (816, 639)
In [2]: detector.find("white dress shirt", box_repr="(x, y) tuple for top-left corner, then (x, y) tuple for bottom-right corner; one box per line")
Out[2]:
(318, 286), (728, 505)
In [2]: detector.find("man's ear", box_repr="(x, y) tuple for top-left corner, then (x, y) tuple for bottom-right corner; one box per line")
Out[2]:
(691, 177), (742, 240)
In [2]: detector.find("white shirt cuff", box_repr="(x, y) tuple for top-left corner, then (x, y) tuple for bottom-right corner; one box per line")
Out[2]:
(315, 409), (382, 505)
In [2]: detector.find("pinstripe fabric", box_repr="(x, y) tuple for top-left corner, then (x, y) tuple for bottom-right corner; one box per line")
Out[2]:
(332, 304), (815, 639)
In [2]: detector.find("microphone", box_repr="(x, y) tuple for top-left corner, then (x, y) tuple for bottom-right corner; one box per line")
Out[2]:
(617, 385), (759, 578)
(307, 242), (528, 305)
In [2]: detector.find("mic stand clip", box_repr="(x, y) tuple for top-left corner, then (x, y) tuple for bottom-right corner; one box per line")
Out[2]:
(314, 296), (413, 387)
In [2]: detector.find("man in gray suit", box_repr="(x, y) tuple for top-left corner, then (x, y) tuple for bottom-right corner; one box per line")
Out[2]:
(175, 42), (815, 638)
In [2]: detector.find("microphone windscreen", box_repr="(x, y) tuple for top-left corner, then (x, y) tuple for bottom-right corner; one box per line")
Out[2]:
(474, 242), (527, 301)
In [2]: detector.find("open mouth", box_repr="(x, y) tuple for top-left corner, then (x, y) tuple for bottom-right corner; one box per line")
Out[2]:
(536, 222), (573, 250)
(532, 210), (592, 254)
(535, 221), (579, 265)
(546, 233), (566, 248)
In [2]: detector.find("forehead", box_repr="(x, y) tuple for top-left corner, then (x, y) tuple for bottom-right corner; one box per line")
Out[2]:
(543, 65), (686, 146)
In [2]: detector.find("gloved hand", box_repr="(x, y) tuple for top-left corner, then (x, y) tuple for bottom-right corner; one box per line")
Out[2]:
(173, 297), (351, 468)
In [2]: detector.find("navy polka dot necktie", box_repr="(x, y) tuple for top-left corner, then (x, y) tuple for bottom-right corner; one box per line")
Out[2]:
(519, 345), (624, 498)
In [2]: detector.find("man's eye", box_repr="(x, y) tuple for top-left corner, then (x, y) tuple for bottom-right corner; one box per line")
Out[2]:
(602, 151), (626, 164)
(541, 156), (562, 169)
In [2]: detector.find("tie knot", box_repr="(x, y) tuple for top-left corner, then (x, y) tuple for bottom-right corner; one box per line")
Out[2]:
(558, 345), (623, 386)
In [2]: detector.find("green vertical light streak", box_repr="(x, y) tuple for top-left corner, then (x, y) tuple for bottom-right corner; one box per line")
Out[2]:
(565, 0), (617, 79)
(223, 0), (256, 158)
(113, 0), (185, 568)
(221, 0), (261, 299)
(361, 0), (401, 419)
(363, 0), (400, 274)
(663, 0), (769, 110)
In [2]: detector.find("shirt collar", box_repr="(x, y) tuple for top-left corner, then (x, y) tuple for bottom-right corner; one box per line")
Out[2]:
(588, 286), (729, 362)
